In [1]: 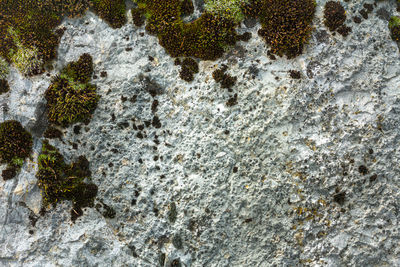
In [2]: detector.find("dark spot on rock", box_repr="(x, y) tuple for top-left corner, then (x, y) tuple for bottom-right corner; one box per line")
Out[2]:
(111, 113), (116, 121)
(72, 143), (78, 150)
(353, 16), (362, 24)
(152, 100), (159, 113)
(148, 56), (154, 61)
(172, 235), (183, 249)
(289, 70), (301, 79)
(73, 125), (81, 134)
(121, 96), (127, 102)
(168, 202), (177, 223)
(243, 218), (253, 223)
(359, 9), (368, 20)
(159, 253), (166, 266)
(129, 245), (139, 257)
(376, 8), (390, 21)
(125, 47), (132, 51)
(368, 148), (374, 154)
(358, 165), (368, 175)
(100, 71), (107, 78)
(137, 124), (144, 131)
(333, 192), (346, 205)
(152, 116), (162, 128)
(130, 95), (137, 103)
(118, 122), (130, 129)
(337, 25), (352, 37)
(226, 94), (238, 107)
(170, 258), (181, 267)
(233, 166), (238, 173)
(29, 230), (34, 235)
(370, 174), (377, 182)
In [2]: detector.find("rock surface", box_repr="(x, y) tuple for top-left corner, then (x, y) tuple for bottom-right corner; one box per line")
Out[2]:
(1, 0), (400, 266)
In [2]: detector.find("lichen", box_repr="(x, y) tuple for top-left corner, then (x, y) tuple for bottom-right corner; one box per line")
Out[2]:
(37, 140), (98, 222)
(0, 120), (33, 180)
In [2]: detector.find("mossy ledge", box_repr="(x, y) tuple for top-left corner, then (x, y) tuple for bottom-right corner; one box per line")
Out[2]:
(0, 120), (33, 180)
(37, 140), (98, 222)
(45, 53), (99, 128)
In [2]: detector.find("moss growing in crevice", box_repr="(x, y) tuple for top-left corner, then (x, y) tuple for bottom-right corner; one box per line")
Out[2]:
(0, 120), (33, 180)
(37, 140), (98, 222)
(177, 57), (199, 82)
(45, 53), (99, 127)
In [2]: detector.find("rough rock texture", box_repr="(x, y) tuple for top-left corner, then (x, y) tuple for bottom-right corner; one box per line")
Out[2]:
(1, 0), (400, 266)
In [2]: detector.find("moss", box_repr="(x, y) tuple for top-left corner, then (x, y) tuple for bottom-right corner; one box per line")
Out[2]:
(0, 120), (33, 180)
(90, 0), (127, 28)
(178, 57), (199, 82)
(205, 0), (248, 23)
(131, 8), (145, 27)
(212, 65), (236, 90)
(134, 0), (239, 60)
(389, 16), (400, 41)
(247, 0), (316, 58)
(45, 54), (99, 127)
(0, 0), (93, 76)
(43, 126), (63, 139)
(0, 57), (9, 80)
(0, 79), (10, 94)
(323, 1), (351, 37)
(37, 140), (98, 221)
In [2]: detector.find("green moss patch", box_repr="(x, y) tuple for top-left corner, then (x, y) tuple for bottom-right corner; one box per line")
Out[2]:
(0, 120), (33, 180)
(243, 0), (316, 59)
(389, 16), (400, 42)
(133, 0), (239, 60)
(45, 53), (99, 127)
(91, 0), (127, 28)
(37, 140), (98, 222)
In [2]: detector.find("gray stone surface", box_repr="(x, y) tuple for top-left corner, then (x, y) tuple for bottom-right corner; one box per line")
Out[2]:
(1, 0), (400, 266)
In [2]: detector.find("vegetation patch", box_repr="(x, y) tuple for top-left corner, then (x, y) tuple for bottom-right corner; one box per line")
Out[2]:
(0, 57), (9, 80)
(45, 53), (99, 127)
(0, 120), (33, 180)
(37, 140), (98, 222)
(323, 1), (351, 37)
(177, 58), (199, 82)
(133, 0), (240, 60)
(212, 65), (237, 90)
(389, 16), (400, 42)
(0, 79), (10, 94)
(90, 0), (127, 28)
(243, 0), (316, 59)
(205, 0), (248, 23)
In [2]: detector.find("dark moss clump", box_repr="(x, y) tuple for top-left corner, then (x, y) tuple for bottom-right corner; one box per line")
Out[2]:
(91, 0), (127, 28)
(136, 0), (239, 60)
(248, 0), (316, 58)
(0, 120), (33, 180)
(37, 140), (98, 222)
(289, 70), (301, 79)
(178, 58), (199, 82)
(323, 1), (351, 37)
(0, 79), (10, 94)
(43, 126), (63, 140)
(131, 8), (145, 27)
(212, 65), (237, 90)
(45, 53), (99, 127)
(389, 16), (400, 42)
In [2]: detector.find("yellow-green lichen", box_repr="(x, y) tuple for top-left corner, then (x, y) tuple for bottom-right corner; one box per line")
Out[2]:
(205, 0), (248, 23)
